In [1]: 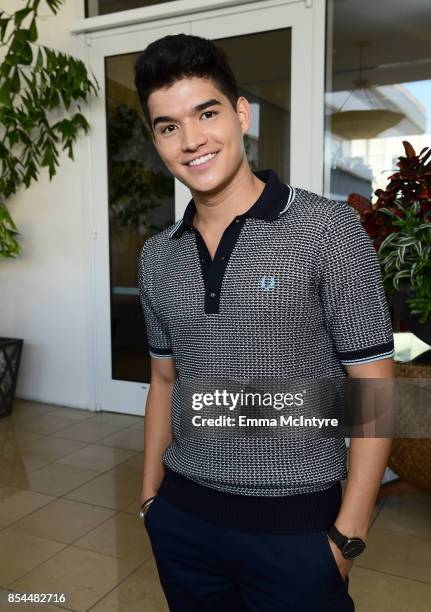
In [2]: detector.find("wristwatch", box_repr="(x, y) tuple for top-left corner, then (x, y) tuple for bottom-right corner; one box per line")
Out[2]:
(327, 524), (366, 560)
(139, 496), (156, 520)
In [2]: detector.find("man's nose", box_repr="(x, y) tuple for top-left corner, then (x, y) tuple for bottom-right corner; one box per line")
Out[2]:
(181, 121), (207, 151)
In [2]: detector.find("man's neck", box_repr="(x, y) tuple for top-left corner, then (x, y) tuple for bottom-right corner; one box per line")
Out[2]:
(190, 162), (266, 233)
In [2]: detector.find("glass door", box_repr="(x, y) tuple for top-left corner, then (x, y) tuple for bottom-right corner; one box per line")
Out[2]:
(87, 0), (324, 414)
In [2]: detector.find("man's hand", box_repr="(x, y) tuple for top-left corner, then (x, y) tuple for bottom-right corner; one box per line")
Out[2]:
(327, 535), (354, 580)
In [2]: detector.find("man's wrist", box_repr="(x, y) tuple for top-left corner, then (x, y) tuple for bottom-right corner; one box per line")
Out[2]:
(334, 520), (368, 540)
(139, 495), (156, 518)
(328, 524), (367, 559)
(141, 493), (157, 506)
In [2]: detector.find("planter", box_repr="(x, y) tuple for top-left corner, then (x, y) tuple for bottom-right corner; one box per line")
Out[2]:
(389, 280), (431, 346)
(0, 337), (23, 418)
(388, 361), (431, 493)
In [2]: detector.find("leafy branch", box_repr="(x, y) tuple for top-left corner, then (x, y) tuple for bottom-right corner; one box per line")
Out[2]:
(0, 0), (99, 258)
(378, 202), (431, 324)
(348, 140), (431, 325)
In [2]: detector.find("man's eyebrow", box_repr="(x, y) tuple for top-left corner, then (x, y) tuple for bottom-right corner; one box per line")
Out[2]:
(152, 98), (222, 129)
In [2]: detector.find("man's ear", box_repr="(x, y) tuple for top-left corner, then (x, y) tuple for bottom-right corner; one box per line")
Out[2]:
(236, 96), (251, 136)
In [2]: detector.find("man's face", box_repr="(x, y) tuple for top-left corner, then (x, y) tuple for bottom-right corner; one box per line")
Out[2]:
(148, 76), (250, 193)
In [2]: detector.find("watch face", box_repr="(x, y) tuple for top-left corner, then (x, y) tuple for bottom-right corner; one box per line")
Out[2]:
(343, 538), (366, 559)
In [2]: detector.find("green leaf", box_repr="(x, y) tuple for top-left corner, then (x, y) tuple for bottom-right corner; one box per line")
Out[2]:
(0, 80), (12, 108)
(378, 232), (397, 252)
(395, 237), (417, 247)
(413, 223), (431, 233)
(412, 201), (421, 215)
(55, 119), (76, 140)
(384, 259), (395, 274)
(10, 68), (20, 94)
(394, 270), (412, 280)
(14, 8), (32, 27)
(0, 17), (10, 40)
(45, 0), (65, 15)
(35, 47), (43, 71)
(410, 263), (417, 283)
(414, 242), (423, 257)
(28, 18), (38, 43)
(72, 112), (89, 132)
(17, 129), (32, 146)
(44, 47), (53, 70)
(63, 140), (74, 161)
(49, 90), (60, 109)
(13, 28), (29, 45)
(7, 130), (19, 146)
(60, 90), (70, 109)
(0, 202), (18, 230)
(378, 207), (397, 218)
(20, 41), (33, 65)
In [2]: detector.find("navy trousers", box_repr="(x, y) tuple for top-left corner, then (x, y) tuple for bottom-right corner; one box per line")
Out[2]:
(144, 495), (355, 612)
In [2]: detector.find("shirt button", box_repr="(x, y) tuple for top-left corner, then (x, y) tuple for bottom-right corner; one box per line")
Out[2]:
(209, 291), (216, 298)
(201, 257), (205, 263)
(235, 218), (240, 223)
(219, 255), (225, 261)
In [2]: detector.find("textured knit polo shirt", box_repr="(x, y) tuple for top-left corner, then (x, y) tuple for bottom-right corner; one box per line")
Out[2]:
(138, 168), (394, 533)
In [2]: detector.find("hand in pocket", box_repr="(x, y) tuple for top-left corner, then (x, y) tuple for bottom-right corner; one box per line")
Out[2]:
(327, 535), (354, 581)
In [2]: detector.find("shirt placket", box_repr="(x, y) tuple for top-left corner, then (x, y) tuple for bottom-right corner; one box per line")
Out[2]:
(191, 217), (246, 314)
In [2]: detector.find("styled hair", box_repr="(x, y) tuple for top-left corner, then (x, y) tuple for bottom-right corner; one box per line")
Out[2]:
(134, 33), (239, 130)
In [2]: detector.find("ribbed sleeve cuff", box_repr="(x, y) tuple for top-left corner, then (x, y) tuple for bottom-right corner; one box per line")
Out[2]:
(337, 340), (394, 365)
(148, 345), (173, 359)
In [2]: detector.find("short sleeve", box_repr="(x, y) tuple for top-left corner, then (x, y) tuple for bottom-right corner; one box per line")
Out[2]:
(138, 242), (173, 360)
(318, 201), (394, 365)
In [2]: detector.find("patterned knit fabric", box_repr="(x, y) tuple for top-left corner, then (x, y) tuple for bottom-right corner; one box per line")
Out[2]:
(138, 172), (394, 497)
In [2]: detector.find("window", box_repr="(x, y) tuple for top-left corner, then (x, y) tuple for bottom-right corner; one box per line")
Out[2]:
(324, 0), (431, 202)
(86, 0), (175, 17)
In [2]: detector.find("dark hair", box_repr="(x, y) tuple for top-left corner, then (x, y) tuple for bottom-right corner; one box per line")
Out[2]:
(134, 34), (239, 130)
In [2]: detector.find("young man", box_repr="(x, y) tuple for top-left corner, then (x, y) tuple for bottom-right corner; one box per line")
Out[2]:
(135, 34), (394, 612)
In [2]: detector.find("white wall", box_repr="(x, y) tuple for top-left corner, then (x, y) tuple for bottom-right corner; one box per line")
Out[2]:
(0, 1), (94, 410)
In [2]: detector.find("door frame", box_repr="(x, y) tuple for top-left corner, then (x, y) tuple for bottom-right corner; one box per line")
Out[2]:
(77, 0), (326, 414)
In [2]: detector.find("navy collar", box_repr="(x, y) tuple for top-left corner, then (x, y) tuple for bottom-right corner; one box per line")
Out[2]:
(169, 169), (295, 239)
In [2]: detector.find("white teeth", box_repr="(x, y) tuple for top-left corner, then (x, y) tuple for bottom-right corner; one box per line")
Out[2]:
(188, 152), (217, 166)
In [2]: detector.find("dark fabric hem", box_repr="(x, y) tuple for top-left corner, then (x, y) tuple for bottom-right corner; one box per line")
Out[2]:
(157, 467), (342, 534)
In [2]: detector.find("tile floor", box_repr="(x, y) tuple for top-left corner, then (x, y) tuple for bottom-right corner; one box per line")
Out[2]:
(0, 399), (430, 611)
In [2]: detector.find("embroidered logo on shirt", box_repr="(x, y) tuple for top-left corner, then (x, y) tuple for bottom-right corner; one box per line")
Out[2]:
(259, 275), (276, 291)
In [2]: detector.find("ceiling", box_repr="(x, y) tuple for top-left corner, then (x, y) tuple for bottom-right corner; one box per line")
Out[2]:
(330, 0), (431, 91)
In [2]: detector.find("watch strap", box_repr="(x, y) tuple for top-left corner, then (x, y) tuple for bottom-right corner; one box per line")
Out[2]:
(327, 524), (347, 550)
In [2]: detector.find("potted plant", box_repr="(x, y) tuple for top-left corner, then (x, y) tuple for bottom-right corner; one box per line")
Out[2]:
(348, 141), (431, 496)
(0, 338), (23, 417)
(348, 140), (431, 347)
(0, 0), (99, 417)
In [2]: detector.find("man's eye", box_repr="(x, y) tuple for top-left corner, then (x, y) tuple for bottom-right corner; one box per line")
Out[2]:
(202, 110), (217, 119)
(161, 124), (176, 134)
(160, 111), (217, 134)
